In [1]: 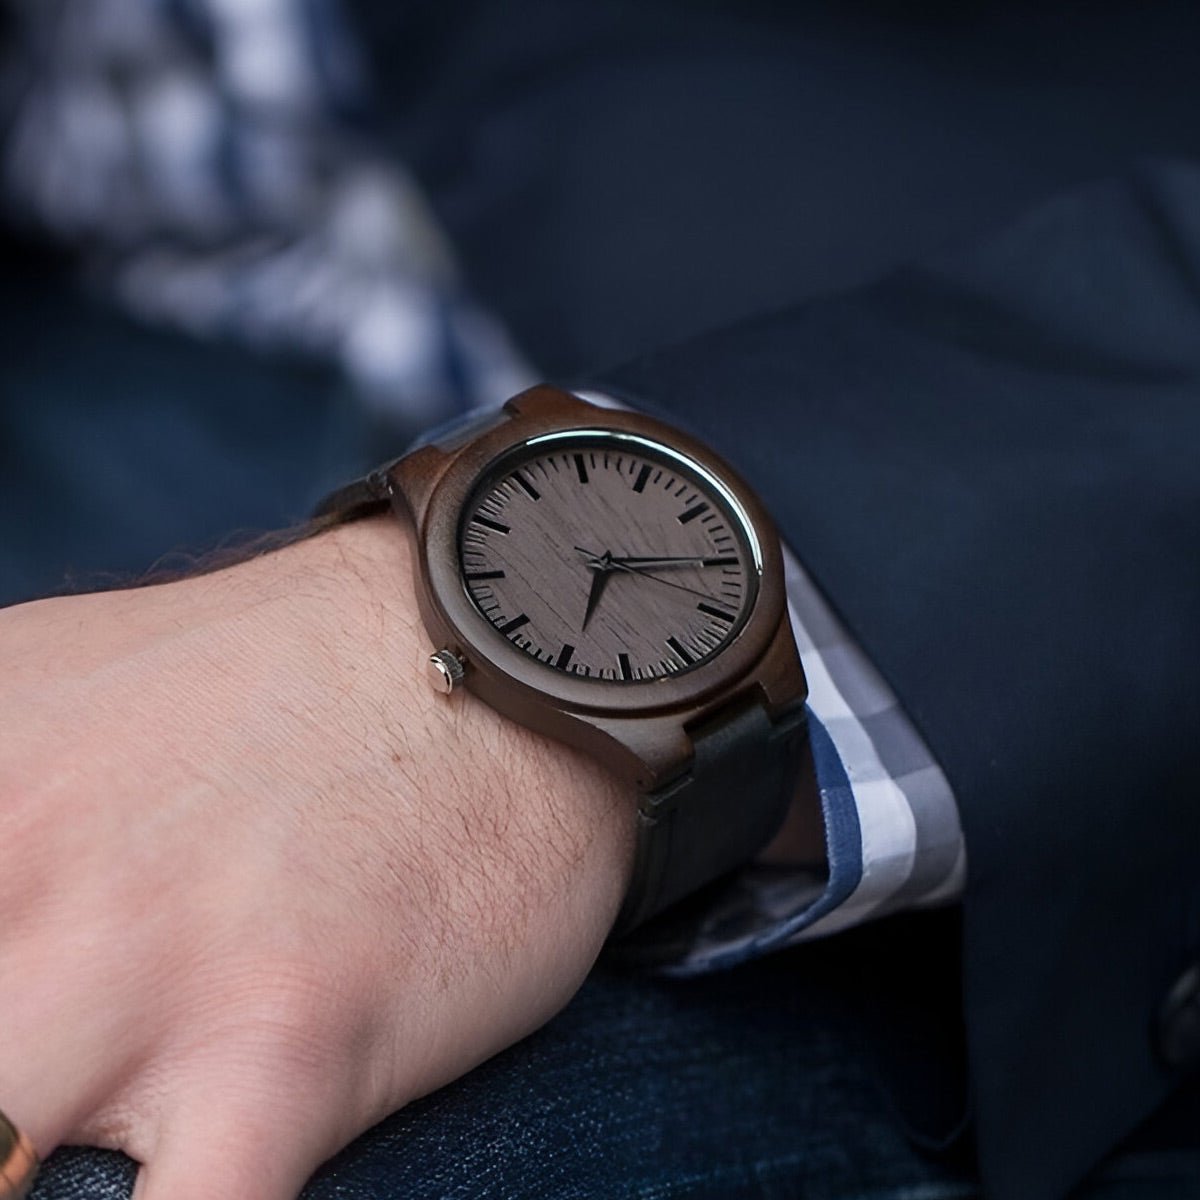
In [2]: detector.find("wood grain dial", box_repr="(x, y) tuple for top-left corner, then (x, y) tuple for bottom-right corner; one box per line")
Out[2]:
(458, 433), (759, 681)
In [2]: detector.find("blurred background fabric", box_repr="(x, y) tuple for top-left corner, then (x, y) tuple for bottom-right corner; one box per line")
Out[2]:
(1, 0), (532, 417)
(0, 0), (534, 605)
(3, 0), (1200, 603)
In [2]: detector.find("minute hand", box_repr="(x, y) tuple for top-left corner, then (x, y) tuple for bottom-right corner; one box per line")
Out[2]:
(600, 558), (730, 604)
(606, 554), (739, 569)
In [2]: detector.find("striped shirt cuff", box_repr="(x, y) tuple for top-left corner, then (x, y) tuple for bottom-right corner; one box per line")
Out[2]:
(634, 546), (967, 976)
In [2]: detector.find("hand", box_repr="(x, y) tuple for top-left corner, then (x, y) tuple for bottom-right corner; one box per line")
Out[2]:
(575, 548), (737, 572)
(598, 554), (739, 570)
(577, 546), (729, 632)
(0, 517), (635, 1199)
(581, 553), (613, 632)
(574, 545), (729, 605)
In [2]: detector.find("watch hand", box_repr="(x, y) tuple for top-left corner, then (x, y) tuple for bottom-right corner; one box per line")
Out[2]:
(606, 554), (739, 569)
(607, 559), (732, 605)
(574, 545), (614, 569)
(573, 545), (731, 605)
(581, 554), (613, 632)
(573, 547), (736, 571)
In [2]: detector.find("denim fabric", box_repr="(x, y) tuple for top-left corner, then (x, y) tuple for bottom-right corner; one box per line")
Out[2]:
(34, 948), (984, 1200)
(31, 948), (1200, 1199)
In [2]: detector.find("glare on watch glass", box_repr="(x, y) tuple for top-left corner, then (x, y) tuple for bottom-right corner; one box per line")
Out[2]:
(458, 437), (757, 681)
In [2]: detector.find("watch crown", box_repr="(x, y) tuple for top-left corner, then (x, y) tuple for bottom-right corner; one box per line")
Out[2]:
(427, 649), (466, 694)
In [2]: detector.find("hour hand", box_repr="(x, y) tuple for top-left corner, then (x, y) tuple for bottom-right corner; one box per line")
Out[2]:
(580, 548), (614, 632)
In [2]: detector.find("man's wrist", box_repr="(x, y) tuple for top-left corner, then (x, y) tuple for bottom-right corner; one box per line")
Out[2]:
(289, 514), (640, 944)
(312, 510), (822, 902)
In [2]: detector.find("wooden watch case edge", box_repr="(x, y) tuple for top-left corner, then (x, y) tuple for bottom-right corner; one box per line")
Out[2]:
(385, 387), (808, 792)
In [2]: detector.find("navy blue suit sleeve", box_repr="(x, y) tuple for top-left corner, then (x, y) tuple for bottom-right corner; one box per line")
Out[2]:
(591, 160), (1200, 1200)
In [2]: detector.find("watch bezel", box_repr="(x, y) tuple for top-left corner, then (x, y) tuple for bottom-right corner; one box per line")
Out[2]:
(405, 390), (789, 718)
(457, 427), (762, 683)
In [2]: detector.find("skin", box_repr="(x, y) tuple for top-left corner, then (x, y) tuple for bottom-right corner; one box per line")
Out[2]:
(0, 516), (635, 1200)
(0, 512), (820, 1197)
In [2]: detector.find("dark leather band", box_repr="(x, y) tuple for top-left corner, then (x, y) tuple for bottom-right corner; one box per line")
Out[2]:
(612, 698), (811, 936)
(313, 464), (398, 523)
(312, 410), (512, 522)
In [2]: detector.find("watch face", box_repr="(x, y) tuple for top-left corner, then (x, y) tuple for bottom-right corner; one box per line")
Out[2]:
(458, 432), (760, 682)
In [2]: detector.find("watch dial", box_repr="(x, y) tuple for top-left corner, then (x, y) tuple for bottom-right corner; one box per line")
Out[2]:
(458, 434), (759, 682)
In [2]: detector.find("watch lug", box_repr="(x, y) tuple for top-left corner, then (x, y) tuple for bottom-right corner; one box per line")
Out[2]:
(753, 616), (809, 715)
(568, 617), (806, 794)
(386, 444), (451, 526)
(585, 711), (694, 792)
(504, 384), (593, 421)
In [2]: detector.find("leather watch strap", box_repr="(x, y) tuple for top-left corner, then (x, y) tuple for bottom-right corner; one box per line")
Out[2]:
(313, 409), (513, 523)
(612, 698), (811, 936)
(313, 463), (398, 523)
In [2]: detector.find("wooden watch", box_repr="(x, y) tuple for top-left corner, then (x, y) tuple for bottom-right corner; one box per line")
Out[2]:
(316, 386), (820, 935)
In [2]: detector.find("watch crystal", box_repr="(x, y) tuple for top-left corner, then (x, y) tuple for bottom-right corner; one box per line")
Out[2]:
(458, 434), (758, 682)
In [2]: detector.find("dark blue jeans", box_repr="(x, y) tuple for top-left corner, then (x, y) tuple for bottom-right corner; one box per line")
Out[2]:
(35, 946), (971, 1200)
(30, 947), (1200, 1199)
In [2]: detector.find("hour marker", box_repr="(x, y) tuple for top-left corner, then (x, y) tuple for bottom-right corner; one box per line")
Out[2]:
(618, 652), (633, 681)
(513, 471), (540, 501)
(465, 569), (506, 581)
(499, 613), (530, 636)
(697, 602), (736, 623)
(632, 464), (651, 493)
(555, 643), (575, 670)
(666, 636), (695, 666)
(573, 453), (589, 484)
(471, 515), (510, 534)
(710, 557), (739, 567)
(678, 503), (710, 524)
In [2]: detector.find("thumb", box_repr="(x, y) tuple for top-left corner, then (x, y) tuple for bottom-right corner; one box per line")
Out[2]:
(130, 1091), (347, 1200)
